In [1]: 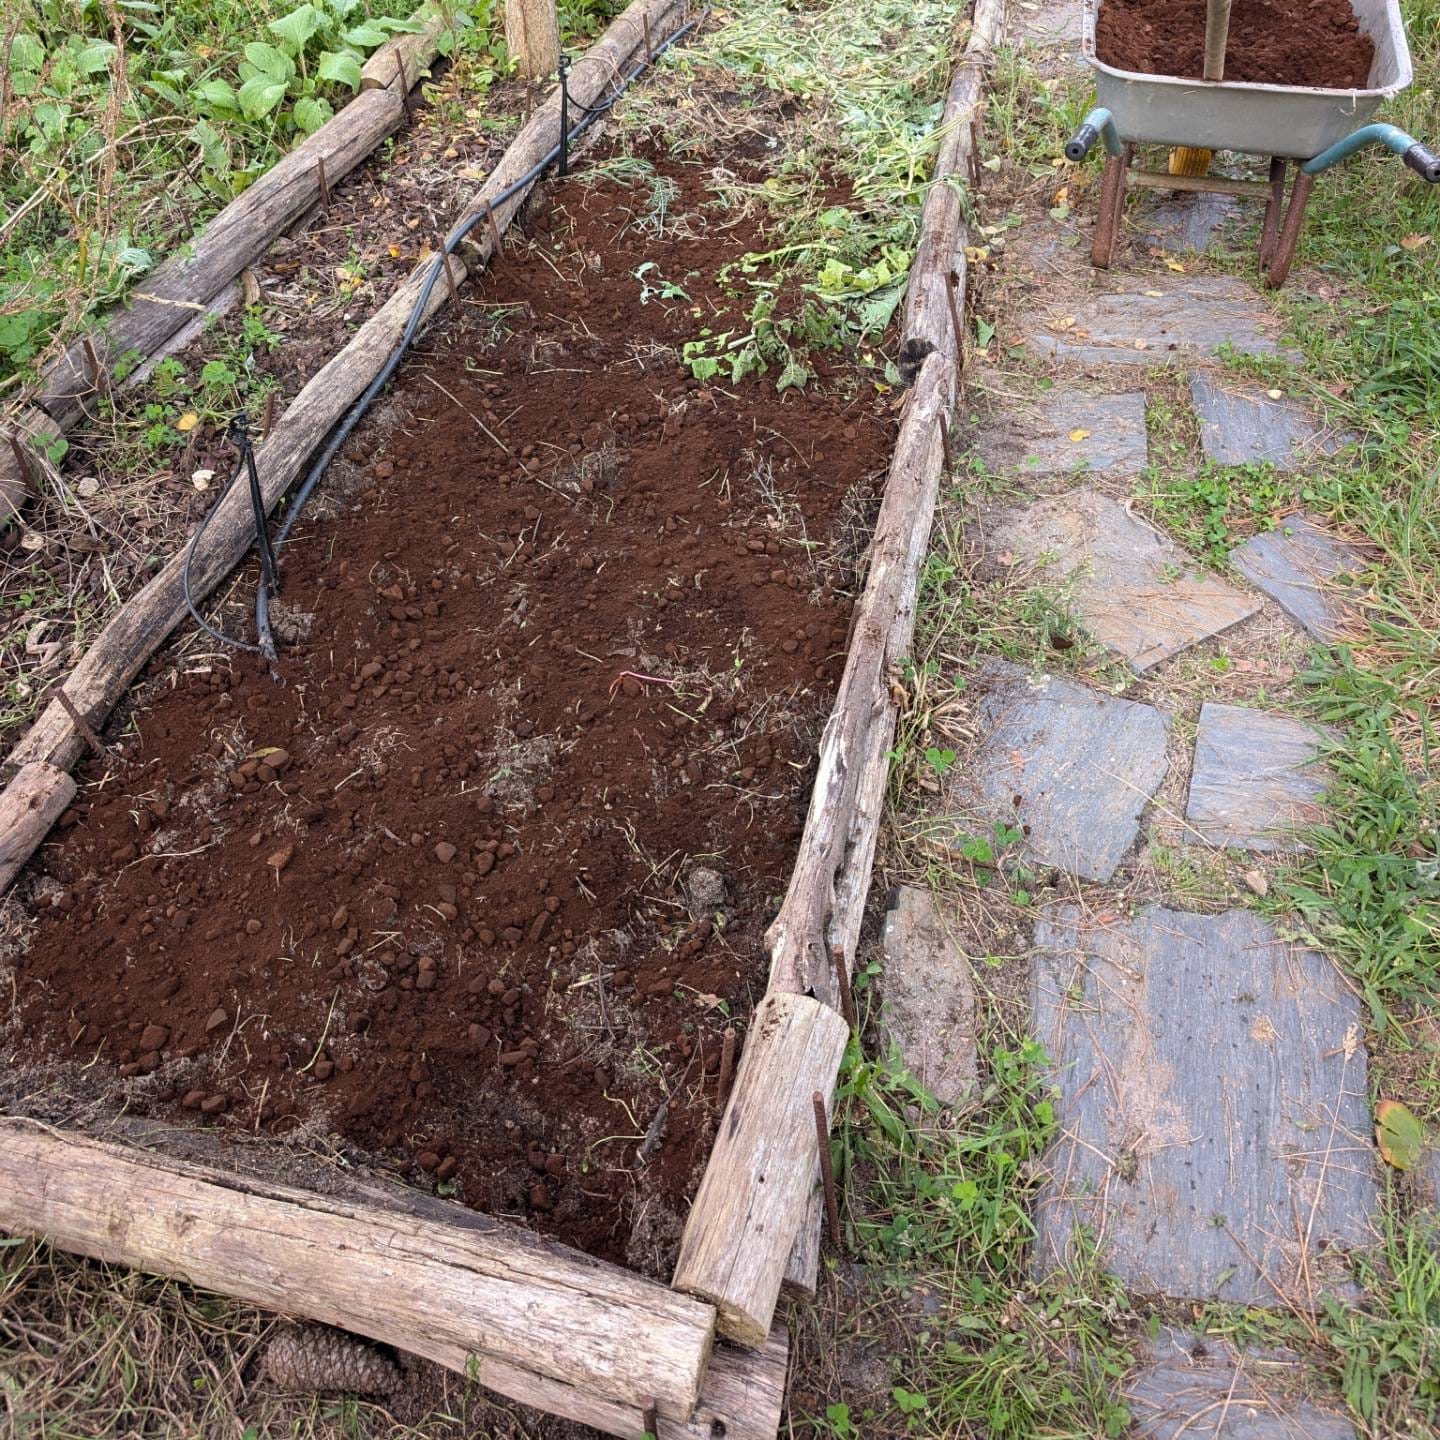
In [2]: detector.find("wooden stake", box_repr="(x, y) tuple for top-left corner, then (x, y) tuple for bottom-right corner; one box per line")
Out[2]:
(943, 268), (964, 367)
(1203, 0), (1233, 81)
(261, 389), (276, 441)
(643, 11), (653, 60)
(82, 336), (104, 400)
(812, 1092), (841, 1247)
(938, 412), (955, 473)
(485, 201), (504, 256)
(718, 1025), (736, 1099)
(317, 154), (331, 210)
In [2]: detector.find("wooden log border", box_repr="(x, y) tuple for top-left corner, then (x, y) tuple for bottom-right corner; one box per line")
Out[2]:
(0, 1117), (788, 1440)
(673, 0), (1008, 1332)
(0, 5), (458, 525)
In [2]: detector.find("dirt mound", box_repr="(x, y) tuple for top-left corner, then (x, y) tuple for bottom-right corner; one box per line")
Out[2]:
(8, 153), (890, 1270)
(1096, 0), (1374, 88)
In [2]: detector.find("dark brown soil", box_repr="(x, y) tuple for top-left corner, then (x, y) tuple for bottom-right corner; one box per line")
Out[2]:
(7, 152), (889, 1272)
(1096, 0), (1374, 87)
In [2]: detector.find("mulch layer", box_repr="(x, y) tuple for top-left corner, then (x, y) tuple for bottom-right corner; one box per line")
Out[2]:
(6, 149), (891, 1273)
(1097, 0), (1375, 87)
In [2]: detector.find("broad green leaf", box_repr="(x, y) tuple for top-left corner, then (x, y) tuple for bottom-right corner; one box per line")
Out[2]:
(1376, 1099), (1425, 1170)
(237, 74), (289, 119)
(292, 94), (332, 132)
(194, 78), (239, 110)
(342, 21), (390, 47)
(69, 37), (117, 74)
(243, 41), (295, 81)
(317, 50), (362, 88)
(144, 79), (185, 106)
(190, 117), (231, 173)
(269, 5), (323, 54)
(9, 33), (43, 70)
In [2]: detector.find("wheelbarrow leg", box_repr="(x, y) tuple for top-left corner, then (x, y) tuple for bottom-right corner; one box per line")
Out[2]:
(1258, 157), (1287, 268)
(1091, 145), (1132, 269)
(1266, 166), (1315, 289)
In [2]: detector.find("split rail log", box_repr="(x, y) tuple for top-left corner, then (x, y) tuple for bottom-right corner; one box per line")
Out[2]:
(1, 0), (689, 839)
(0, 4), (457, 531)
(671, 992), (849, 1346)
(0, 763), (77, 893)
(674, 0), (1006, 1332)
(0, 1119), (789, 1438)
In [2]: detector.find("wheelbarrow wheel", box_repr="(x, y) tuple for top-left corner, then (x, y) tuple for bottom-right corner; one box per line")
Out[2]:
(1091, 147), (1131, 269)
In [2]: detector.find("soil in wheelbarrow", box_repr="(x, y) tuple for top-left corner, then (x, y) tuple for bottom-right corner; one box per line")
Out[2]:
(1097, 0), (1374, 88)
(3, 148), (891, 1273)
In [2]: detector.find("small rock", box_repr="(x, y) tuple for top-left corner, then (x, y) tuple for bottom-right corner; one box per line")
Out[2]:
(205, 1007), (229, 1033)
(266, 843), (295, 872)
(1243, 869), (1269, 897)
(138, 1023), (169, 1052)
(528, 1182), (552, 1211)
(685, 866), (728, 916)
(200, 1094), (227, 1115)
(434, 841), (457, 864)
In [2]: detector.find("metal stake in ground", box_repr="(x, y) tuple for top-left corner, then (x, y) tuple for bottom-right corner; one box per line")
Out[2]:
(943, 269), (965, 370)
(395, 52), (414, 122)
(811, 1091), (841, 1246)
(717, 1025), (737, 1100)
(558, 53), (571, 177)
(316, 155), (331, 211)
(6, 433), (37, 497)
(829, 944), (856, 1031)
(48, 685), (111, 763)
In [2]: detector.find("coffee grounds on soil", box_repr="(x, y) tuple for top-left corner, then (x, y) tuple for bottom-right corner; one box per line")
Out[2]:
(11, 152), (890, 1270)
(1097, 0), (1374, 88)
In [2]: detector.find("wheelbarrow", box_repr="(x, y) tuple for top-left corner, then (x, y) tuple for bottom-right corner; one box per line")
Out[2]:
(1064, 0), (1440, 286)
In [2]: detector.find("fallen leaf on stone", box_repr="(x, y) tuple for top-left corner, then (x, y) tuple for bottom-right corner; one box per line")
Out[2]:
(192, 468), (215, 490)
(1068, 428), (1091, 443)
(1243, 869), (1268, 897)
(1266, 388), (1284, 400)
(176, 412), (199, 433)
(1165, 258), (1185, 273)
(76, 476), (99, 498)
(1053, 314), (1076, 331)
(1144, 290), (1164, 297)
(19, 530), (44, 552)
(1399, 233), (1431, 250)
(1375, 1099), (1425, 1171)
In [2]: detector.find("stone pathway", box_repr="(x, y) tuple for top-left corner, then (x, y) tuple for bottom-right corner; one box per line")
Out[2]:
(875, 0), (1385, 1428)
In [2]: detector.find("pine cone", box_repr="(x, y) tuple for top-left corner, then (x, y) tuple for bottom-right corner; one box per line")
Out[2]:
(262, 1326), (402, 1395)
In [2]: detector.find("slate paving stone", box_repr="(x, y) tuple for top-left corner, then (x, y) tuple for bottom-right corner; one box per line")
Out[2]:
(939, 659), (1168, 882)
(1142, 192), (1240, 255)
(1231, 514), (1362, 642)
(1125, 1328), (1357, 1438)
(991, 489), (1261, 671)
(878, 886), (979, 1104)
(1026, 277), (1301, 367)
(1009, 0), (1083, 47)
(1192, 376), (1350, 470)
(1185, 703), (1330, 852)
(1032, 906), (1378, 1304)
(974, 391), (1149, 479)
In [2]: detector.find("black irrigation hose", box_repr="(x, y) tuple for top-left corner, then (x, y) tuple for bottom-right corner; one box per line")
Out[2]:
(183, 10), (705, 665)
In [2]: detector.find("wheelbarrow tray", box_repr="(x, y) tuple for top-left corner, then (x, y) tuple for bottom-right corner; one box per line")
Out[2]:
(1081, 0), (1413, 158)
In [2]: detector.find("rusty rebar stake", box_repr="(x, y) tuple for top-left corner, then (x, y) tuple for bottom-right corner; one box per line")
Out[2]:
(969, 116), (983, 185)
(436, 237), (459, 306)
(830, 944), (855, 1032)
(395, 52), (413, 121)
(943, 269), (965, 367)
(812, 1091), (841, 1246)
(7, 433), (37, 495)
(51, 685), (110, 762)
(82, 336), (104, 400)
(938, 413), (956, 473)
(485, 201), (504, 257)
(643, 12), (653, 61)
(261, 390), (276, 441)
(316, 154), (331, 210)
(642, 1399), (658, 1439)
(717, 1025), (737, 1100)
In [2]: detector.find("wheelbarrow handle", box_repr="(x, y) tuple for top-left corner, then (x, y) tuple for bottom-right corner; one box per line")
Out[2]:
(1066, 107), (1124, 162)
(1403, 142), (1440, 184)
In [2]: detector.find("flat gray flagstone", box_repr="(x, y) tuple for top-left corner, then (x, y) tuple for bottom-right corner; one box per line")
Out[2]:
(1026, 278), (1301, 367)
(990, 489), (1261, 671)
(1231, 514), (1362, 642)
(878, 886), (978, 1104)
(1186, 703), (1330, 851)
(939, 659), (1168, 883)
(1142, 193), (1240, 255)
(973, 390), (1149, 479)
(1009, 0), (1083, 47)
(1125, 1327), (1357, 1438)
(1192, 377), (1350, 469)
(1031, 906), (1379, 1304)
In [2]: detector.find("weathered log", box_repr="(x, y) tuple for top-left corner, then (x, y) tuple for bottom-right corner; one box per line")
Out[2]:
(360, 9), (455, 91)
(4, 0), (688, 802)
(900, 0), (1007, 371)
(34, 6), (458, 432)
(0, 763), (76, 892)
(0, 405), (65, 526)
(505, 0), (562, 78)
(672, 993), (850, 1347)
(0, 1118), (713, 1421)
